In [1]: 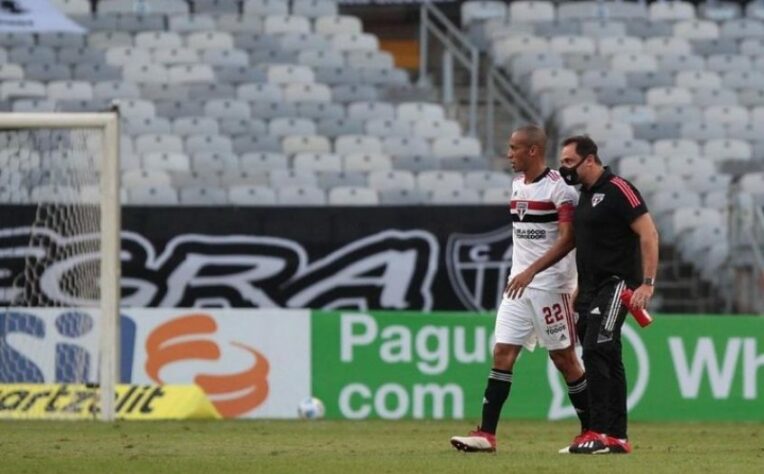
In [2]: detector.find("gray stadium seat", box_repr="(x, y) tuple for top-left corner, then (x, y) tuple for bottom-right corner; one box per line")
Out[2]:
(58, 46), (106, 64)
(251, 101), (299, 120)
(228, 186), (277, 206)
(277, 186), (326, 206)
(379, 188), (429, 205)
(191, 151), (239, 173)
(328, 186), (379, 206)
(239, 152), (287, 171)
(219, 118), (268, 136)
(233, 135), (282, 153)
(179, 187), (228, 205)
(127, 186), (179, 206)
(317, 118), (366, 137)
(25, 64), (71, 82)
(73, 63), (122, 81)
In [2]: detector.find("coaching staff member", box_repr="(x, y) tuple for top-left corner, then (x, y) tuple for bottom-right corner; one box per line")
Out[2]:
(558, 136), (659, 455)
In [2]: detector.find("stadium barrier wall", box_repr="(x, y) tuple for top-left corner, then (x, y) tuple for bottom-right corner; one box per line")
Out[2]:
(1, 308), (762, 421)
(0, 205), (512, 311)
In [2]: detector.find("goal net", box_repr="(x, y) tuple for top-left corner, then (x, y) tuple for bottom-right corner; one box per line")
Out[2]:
(0, 113), (120, 421)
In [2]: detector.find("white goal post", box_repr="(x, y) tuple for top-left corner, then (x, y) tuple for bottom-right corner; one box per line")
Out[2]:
(0, 112), (121, 421)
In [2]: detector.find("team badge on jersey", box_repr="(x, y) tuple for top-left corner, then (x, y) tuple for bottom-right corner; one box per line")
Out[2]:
(592, 193), (605, 207)
(516, 201), (529, 220)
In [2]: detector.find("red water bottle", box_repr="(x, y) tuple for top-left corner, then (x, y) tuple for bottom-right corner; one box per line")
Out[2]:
(620, 288), (653, 328)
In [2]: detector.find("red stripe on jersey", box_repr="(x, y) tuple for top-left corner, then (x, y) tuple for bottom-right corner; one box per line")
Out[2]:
(558, 202), (575, 223)
(611, 177), (640, 208)
(510, 200), (557, 211)
(563, 295), (576, 345)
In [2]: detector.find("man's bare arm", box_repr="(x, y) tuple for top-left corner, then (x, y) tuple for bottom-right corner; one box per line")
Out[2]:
(629, 212), (660, 309)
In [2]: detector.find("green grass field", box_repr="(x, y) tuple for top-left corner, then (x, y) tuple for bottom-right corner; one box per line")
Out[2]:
(2, 420), (762, 473)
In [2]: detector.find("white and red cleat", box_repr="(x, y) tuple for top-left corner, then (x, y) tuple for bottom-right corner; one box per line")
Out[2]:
(450, 428), (497, 453)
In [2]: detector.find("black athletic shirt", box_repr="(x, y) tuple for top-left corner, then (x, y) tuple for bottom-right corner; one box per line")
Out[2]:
(574, 167), (648, 310)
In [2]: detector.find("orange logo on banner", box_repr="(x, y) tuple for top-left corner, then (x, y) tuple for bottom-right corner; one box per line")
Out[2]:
(145, 314), (270, 417)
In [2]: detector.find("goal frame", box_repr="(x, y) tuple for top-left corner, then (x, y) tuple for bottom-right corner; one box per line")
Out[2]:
(0, 112), (121, 421)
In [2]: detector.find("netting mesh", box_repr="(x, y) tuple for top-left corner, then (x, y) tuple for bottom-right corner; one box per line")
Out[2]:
(1, 128), (104, 392)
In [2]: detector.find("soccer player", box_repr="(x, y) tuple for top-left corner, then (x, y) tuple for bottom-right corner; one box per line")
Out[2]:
(450, 125), (589, 453)
(558, 135), (659, 455)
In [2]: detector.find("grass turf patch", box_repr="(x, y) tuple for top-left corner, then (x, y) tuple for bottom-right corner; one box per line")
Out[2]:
(1, 420), (762, 473)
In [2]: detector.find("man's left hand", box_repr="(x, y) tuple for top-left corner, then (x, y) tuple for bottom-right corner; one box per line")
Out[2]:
(505, 269), (536, 299)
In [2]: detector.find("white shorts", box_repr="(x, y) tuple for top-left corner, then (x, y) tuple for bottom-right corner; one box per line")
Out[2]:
(494, 287), (577, 351)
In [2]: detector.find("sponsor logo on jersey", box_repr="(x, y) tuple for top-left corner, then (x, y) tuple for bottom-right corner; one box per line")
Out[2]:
(592, 193), (605, 207)
(514, 229), (547, 240)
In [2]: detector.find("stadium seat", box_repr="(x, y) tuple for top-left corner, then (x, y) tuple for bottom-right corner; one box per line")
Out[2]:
(379, 188), (429, 205)
(464, 171), (513, 191)
(317, 15), (363, 36)
(673, 19), (720, 39)
(413, 119), (462, 139)
(329, 33), (379, 52)
(482, 187), (513, 204)
(318, 117), (365, 137)
(282, 135), (332, 154)
(581, 20), (627, 38)
(461, 1), (507, 27)
(365, 118), (413, 138)
(237, 83), (283, 102)
(25, 64), (71, 82)
(328, 186), (379, 205)
(169, 15), (217, 33)
(649, 1), (696, 22)
(343, 152), (392, 172)
(191, 151), (239, 173)
(228, 185), (277, 206)
(244, 0), (288, 16)
(277, 186), (326, 205)
(122, 169), (173, 188)
(185, 134), (233, 154)
(179, 186), (228, 205)
(430, 188), (482, 205)
(283, 84), (332, 103)
(293, 152), (343, 173)
(240, 152), (288, 171)
(127, 186), (179, 205)
(293, 0), (339, 18)
(47, 81), (93, 101)
(367, 170), (416, 191)
(216, 14), (264, 33)
(417, 171), (464, 193)
(134, 134), (183, 154)
(124, 116), (172, 135)
(264, 15), (312, 35)
(510, 1), (555, 23)
(141, 152), (191, 173)
(703, 139), (753, 161)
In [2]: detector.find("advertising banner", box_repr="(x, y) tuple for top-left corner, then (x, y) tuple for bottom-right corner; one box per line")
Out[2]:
(312, 312), (764, 422)
(0, 206), (512, 311)
(0, 308), (311, 419)
(0, 384), (220, 420)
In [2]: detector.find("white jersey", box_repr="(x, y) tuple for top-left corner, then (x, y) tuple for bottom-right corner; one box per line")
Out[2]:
(509, 168), (578, 293)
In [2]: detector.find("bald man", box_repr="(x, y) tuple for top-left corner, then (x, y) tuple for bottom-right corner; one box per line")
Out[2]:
(451, 125), (589, 453)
